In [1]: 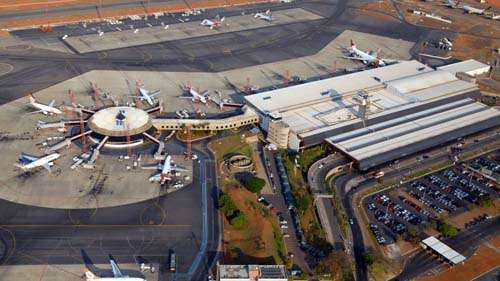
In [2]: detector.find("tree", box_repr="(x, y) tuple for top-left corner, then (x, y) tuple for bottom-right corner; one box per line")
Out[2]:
(362, 252), (375, 266)
(219, 193), (237, 217)
(244, 176), (265, 193)
(438, 222), (458, 238)
(296, 196), (310, 213)
(478, 195), (493, 208)
(230, 212), (247, 228)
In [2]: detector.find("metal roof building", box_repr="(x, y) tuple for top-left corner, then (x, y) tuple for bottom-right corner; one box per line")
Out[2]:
(217, 264), (288, 281)
(244, 60), (482, 152)
(326, 99), (500, 170)
(437, 59), (490, 77)
(421, 236), (466, 265)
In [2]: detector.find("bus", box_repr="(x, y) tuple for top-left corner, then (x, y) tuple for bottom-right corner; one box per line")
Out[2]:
(169, 252), (176, 272)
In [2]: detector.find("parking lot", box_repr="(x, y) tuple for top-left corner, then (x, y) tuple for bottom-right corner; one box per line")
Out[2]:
(364, 150), (499, 246)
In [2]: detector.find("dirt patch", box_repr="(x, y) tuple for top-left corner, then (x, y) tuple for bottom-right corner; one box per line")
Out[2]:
(354, 0), (401, 23)
(222, 186), (282, 264)
(416, 235), (500, 281)
(451, 34), (500, 62)
(0, 0), (276, 30)
(448, 199), (500, 228)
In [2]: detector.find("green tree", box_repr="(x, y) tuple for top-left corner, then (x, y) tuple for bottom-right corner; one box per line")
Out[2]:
(219, 193), (237, 217)
(296, 196), (310, 213)
(244, 176), (266, 193)
(478, 195), (493, 208)
(230, 212), (247, 228)
(362, 252), (375, 266)
(438, 222), (458, 238)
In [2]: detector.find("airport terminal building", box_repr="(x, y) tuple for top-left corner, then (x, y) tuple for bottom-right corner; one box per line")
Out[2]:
(244, 60), (499, 170)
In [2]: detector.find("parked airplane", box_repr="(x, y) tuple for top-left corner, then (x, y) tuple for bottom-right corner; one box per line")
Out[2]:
(14, 152), (60, 172)
(85, 256), (146, 281)
(254, 10), (272, 22)
(131, 83), (160, 106)
(463, 5), (490, 14)
(181, 86), (209, 104)
(443, 0), (460, 8)
(200, 16), (225, 29)
(341, 40), (387, 66)
(28, 94), (62, 115)
(143, 155), (189, 184)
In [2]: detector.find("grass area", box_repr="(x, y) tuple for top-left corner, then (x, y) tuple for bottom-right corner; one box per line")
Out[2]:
(296, 144), (330, 174)
(176, 129), (215, 141)
(329, 177), (349, 237)
(209, 134), (286, 265)
(210, 134), (253, 159)
(280, 149), (329, 251)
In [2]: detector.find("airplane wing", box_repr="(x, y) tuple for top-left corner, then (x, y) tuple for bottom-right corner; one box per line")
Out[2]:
(149, 91), (161, 97)
(141, 163), (161, 170)
(173, 166), (189, 172)
(42, 163), (52, 173)
(201, 90), (209, 97)
(110, 259), (124, 278)
(27, 109), (44, 114)
(341, 56), (367, 61)
(48, 100), (56, 107)
(20, 153), (39, 162)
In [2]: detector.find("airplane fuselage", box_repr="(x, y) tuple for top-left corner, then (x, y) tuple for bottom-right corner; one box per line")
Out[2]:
(31, 101), (63, 115)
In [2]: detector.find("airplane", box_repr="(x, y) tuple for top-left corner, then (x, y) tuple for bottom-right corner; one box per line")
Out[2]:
(200, 16), (225, 29)
(28, 94), (62, 115)
(341, 40), (388, 66)
(443, 0), (460, 8)
(180, 86), (209, 104)
(14, 152), (60, 172)
(142, 155), (189, 184)
(254, 10), (272, 22)
(130, 83), (160, 106)
(85, 256), (146, 281)
(463, 5), (490, 14)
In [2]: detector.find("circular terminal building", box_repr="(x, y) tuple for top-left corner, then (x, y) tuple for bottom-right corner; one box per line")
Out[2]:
(87, 106), (155, 148)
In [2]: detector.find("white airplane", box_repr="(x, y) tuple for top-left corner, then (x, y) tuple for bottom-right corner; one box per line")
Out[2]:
(14, 152), (60, 172)
(463, 5), (490, 14)
(200, 16), (225, 29)
(130, 83), (160, 106)
(443, 0), (460, 8)
(143, 155), (189, 184)
(254, 10), (272, 22)
(342, 40), (387, 66)
(181, 86), (209, 104)
(85, 257), (146, 281)
(28, 94), (62, 115)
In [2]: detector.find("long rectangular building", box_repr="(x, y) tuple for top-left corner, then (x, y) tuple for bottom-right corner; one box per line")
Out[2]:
(244, 60), (481, 151)
(326, 99), (500, 170)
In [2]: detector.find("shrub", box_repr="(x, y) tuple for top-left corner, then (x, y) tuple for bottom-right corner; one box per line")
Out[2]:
(219, 193), (237, 217)
(230, 212), (247, 228)
(438, 222), (458, 238)
(244, 176), (266, 193)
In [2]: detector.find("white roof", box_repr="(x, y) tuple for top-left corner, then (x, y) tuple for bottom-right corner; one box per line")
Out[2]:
(421, 236), (466, 264)
(245, 60), (433, 113)
(438, 59), (490, 76)
(386, 70), (457, 95)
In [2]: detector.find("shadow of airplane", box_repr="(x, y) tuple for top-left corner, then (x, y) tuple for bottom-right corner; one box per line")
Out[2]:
(80, 249), (147, 279)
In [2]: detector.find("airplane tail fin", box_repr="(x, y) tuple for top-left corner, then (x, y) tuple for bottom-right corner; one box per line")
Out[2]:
(28, 93), (36, 104)
(85, 271), (98, 280)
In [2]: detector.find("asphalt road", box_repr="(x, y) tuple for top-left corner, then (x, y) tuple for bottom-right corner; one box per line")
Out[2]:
(0, 139), (220, 281)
